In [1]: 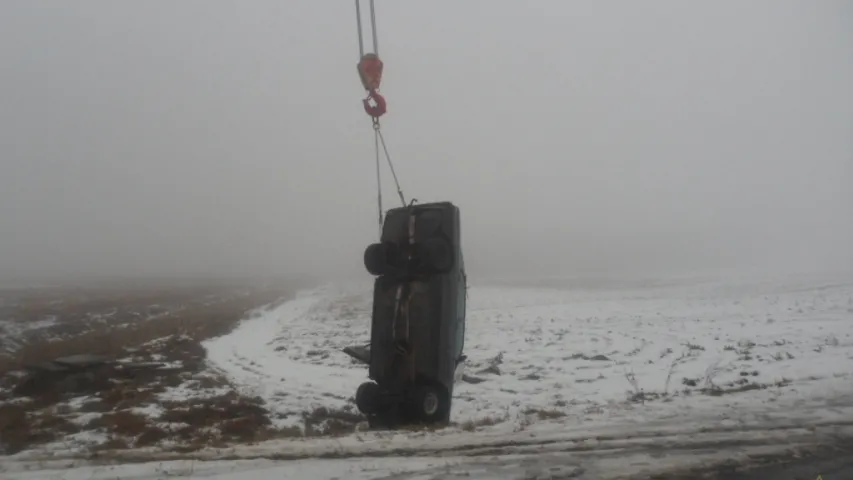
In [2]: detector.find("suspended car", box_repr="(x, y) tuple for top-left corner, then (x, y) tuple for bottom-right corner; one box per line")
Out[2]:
(344, 201), (467, 428)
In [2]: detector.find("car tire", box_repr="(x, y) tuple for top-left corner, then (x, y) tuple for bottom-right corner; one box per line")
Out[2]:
(355, 381), (381, 415)
(409, 384), (449, 423)
(364, 243), (391, 276)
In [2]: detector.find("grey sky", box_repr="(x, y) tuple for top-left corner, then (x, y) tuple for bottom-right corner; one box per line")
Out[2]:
(1, 1), (851, 281)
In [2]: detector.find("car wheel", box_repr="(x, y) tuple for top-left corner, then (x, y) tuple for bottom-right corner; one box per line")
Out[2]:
(355, 381), (381, 415)
(410, 385), (448, 423)
(364, 243), (391, 276)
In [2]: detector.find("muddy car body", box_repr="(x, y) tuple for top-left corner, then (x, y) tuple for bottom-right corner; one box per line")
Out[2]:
(349, 201), (467, 426)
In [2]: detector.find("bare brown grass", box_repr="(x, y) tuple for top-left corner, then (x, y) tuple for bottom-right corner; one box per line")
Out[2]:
(302, 406), (366, 437)
(522, 407), (567, 420)
(0, 284), (291, 375)
(0, 281), (299, 455)
(459, 415), (506, 432)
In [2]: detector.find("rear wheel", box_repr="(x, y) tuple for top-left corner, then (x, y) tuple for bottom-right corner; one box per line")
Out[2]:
(355, 381), (381, 415)
(409, 384), (449, 423)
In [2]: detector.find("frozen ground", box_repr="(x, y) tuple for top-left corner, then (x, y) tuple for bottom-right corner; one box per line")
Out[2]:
(204, 274), (853, 431)
(0, 283), (297, 459)
(5, 272), (853, 479)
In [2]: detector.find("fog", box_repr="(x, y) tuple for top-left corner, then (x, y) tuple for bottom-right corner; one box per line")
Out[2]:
(1, 1), (851, 282)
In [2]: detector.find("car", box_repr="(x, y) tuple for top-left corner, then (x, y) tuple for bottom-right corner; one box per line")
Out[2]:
(344, 201), (467, 427)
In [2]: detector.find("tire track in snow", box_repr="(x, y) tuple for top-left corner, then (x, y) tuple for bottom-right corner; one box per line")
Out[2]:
(203, 291), (368, 428)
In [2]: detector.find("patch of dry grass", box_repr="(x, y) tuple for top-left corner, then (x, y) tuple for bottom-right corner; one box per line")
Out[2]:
(160, 392), (271, 441)
(701, 377), (792, 396)
(522, 407), (567, 420)
(0, 283), (292, 375)
(459, 415), (506, 432)
(0, 404), (82, 454)
(87, 411), (150, 437)
(0, 281), (299, 455)
(302, 406), (366, 437)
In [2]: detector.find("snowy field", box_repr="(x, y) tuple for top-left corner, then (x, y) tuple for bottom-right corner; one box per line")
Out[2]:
(6, 272), (853, 479)
(203, 273), (853, 430)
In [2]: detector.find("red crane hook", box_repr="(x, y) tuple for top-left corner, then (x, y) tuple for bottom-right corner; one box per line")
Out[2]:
(363, 89), (387, 119)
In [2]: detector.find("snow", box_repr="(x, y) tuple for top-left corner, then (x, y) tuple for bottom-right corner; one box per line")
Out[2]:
(203, 274), (853, 433)
(130, 403), (165, 420)
(6, 457), (468, 480)
(5, 273), (853, 479)
(202, 287), (371, 429)
(153, 380), (231, 402)
(11, 422), (853, 479)
(0, 315), (60, 353)
(29, 430), (111, 459)
(67, 412), (101, 427)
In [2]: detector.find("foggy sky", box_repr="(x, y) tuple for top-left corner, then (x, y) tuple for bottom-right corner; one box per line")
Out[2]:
(1, 1), (851, 282)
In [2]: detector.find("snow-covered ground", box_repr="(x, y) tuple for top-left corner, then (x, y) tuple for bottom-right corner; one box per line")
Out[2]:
(6, 272), (853, 479)
(203, 274), (853, 430)
(203, 287), (373, 429)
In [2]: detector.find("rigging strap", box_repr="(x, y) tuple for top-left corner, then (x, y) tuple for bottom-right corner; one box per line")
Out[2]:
(355, 0), (406, 236)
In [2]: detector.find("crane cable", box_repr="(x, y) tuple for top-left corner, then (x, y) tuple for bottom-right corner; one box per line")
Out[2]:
(355, 0), (406, 236)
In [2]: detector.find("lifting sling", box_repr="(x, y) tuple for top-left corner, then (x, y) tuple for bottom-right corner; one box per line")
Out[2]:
(354, 0), (407, 236)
